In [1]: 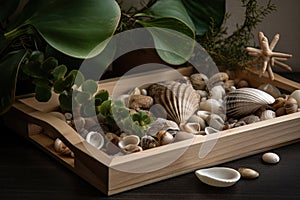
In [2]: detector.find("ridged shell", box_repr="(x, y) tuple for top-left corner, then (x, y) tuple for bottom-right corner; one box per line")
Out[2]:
(148, 81), (200, 125)
(225, 88), (275, 118)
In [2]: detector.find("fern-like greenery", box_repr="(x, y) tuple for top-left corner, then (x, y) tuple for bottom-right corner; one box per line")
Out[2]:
(198, 0), (277, 70)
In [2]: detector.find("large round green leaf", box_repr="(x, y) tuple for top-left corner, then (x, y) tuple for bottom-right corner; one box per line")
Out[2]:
(135, 0), (196, 65)
(182, 0), (225, 35)
(26, 0), (121, 59)
(138, 19), (195, 65)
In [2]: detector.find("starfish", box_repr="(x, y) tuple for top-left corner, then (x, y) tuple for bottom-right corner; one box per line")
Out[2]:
(245, 32), (292, 80)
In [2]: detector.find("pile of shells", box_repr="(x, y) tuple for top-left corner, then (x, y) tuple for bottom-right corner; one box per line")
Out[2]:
(56, 69), (300, 156)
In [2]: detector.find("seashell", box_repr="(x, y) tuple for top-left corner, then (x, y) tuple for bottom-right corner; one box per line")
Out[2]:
(146, 118), (179, 136)
(128, 94), (153, 109)
(236, 80), (249, 88)
(258, 83), (281, 98)
(197, 90), (208, 98)
(260, 110), (276, 120)
(64, 112), (73, 120)
(240, 115), (260, 124)
(196, 110), (211, 121)
(210, 85), (226, 100)
(105, 132), (120, 146)
(199, 99), (224, 115)
(207, 72), (229, 88)
(156, 130), (174, 145)
(204, 126), (219, 135)
(180, 122), (201, 133)
(195, 167), (241, 187)
(284, 96), (298, 114)
(262, 152), (280, 164)
(225, 88), (275, 118)
(123, 144), (143, 153)
(140, 135), (159, 150)
(238, 168), (259, 179)
(190, 73), (208, 90)
(233, 120), (246, 127)
(85, 131), (105, 149)
(188, 114), (206, 130)
(271, 97), (287, 109)
(128, 87), (141, 95)
(118, 135), (140, 149)
(276, 107), (287, 116)
(148, 81), (200, 125)
(173, 131), (194, 142)
(206, 114), (224, 130)
(54, 138), (74, 157)
(141, 88), (148, 96)
(290, 90), (300, 107)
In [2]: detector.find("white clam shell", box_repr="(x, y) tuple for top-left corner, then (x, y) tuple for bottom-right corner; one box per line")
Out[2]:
(260, 110), (276, 120)
(85, 131), (105, 149)
(148, 81), (200, 125)
(180, 122), (201, 133)
(195, 167), (241, 187)
(290, 90), (300, 107)
(118, 135), (140, 149)
(262, 152), (280, 164)
(146, 118), (179, 136)
(225, 87), (275, 118)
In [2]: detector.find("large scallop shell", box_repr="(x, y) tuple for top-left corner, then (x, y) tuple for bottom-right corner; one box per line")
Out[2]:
(225, 88), (275, 118)
(148, 81), (200, 125)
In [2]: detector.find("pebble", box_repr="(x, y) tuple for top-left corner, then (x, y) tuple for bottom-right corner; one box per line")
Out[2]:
(238, 167), (259, 179)
(262, 152), (280, 164)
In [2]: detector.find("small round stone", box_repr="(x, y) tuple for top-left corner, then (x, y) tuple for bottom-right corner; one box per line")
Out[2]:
(262, 152), (280, 164)
(238, 167), (259, 179)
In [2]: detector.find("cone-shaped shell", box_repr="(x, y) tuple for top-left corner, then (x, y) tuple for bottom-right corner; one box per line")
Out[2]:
(148, 81), (200, 125)
(225, 88), (275, 118)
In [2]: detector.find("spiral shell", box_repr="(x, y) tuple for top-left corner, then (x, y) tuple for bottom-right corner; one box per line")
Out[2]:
(260, 110), (276, 120)
(225, 88), (275, 118)
(140, 135), (159, 150)
(284, 96), (298, 114)
(148, 81), (200, 125)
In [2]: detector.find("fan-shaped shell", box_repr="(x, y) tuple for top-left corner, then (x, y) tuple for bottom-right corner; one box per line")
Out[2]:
(225, 88), (275, 118)
(148, 81), (200, 125)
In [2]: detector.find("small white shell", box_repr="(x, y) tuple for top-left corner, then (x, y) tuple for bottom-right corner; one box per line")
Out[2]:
(195, 167), (240, 187)
(180, 122), (201, 133)
(118, 135), (140, 149)
(260, 110), (276, 120)
(290, 90), (300, 107)
(86, 131), (105, 149)
(262, 152), (280, 164)
(210, 85), (225, 100)
(156, 130), (174, 145)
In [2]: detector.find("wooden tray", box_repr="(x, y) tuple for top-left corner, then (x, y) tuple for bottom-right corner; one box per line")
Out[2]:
(3, 67), (300, 195)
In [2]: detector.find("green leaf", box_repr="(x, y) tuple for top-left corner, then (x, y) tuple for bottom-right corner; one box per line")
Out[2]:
(35, 85), (52, 102)
(51, 65), (67, 81)
(75, 91), (91, 104)
(137, 0), (195, 30)
(41, 57), (58, 73)
(59, 93), (72, 111)
(70, 70), (85, 87)
(138, 23), (195, 65)
(95, 89), (109, 102)
(99, 100), (111, 117)
(24, 0), (121, 58)
(32, 78), (49, 87)
(30, 50), (44, 63)
(135, 0), (196, 65)
(182, 0), (225, 35)
(0, 49), (29, 115)
(81, 79), (98, 95)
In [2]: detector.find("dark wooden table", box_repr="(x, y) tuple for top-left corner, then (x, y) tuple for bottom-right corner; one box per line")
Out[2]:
(1, 72), (300, 200)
